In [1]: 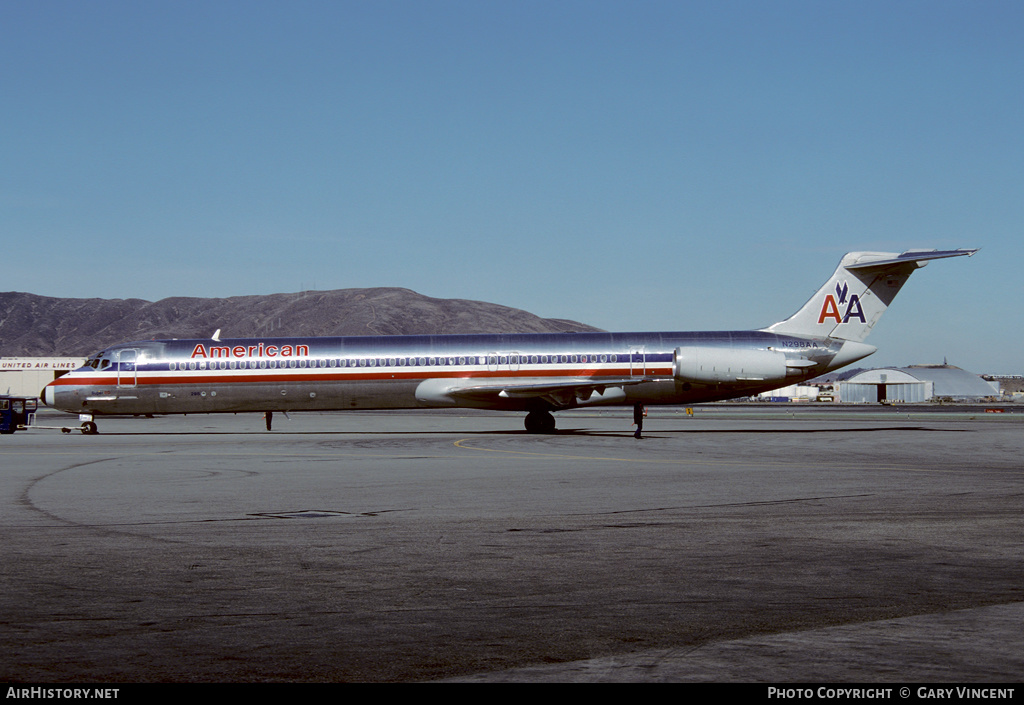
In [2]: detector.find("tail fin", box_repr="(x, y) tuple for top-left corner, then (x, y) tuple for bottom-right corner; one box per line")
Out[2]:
(763, 249), (977, 342)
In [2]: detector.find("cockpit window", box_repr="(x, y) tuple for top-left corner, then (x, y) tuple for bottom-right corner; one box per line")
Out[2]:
(84, 351), (113, 370)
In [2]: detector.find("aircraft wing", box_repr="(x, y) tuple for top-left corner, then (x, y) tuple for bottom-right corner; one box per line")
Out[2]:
(441, 376), (652, 407)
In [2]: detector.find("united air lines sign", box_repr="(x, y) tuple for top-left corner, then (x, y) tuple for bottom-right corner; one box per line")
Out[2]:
(0, 357), (87, 397)
(1, 358), (85, 371)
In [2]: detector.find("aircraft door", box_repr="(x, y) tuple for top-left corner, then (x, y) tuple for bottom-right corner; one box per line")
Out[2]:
(629, 346), (646, 376)
(116, 349), (138, 388)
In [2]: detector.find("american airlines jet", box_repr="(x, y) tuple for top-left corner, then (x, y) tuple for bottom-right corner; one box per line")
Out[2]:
(41, 249), (976, 434)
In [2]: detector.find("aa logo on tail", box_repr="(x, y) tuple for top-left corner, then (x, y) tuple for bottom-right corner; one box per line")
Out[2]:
(818, 281), (866, 325)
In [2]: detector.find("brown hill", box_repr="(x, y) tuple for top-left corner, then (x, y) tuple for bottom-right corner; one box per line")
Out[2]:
(0, 289), (602, 357)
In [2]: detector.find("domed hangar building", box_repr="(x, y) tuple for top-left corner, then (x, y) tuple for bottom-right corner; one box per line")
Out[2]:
(836, 365), (1000, 403)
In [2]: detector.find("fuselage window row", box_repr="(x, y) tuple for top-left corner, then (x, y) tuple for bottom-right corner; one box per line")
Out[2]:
(159, 353), (623, 372)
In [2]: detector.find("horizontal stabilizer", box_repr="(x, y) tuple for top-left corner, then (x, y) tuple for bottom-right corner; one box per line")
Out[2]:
(845, 248), (978, 271)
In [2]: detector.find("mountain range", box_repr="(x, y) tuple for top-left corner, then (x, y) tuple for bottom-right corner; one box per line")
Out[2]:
(0, 289), (601, 357)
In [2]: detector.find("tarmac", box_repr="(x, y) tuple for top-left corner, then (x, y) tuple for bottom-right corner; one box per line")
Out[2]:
(1, 405), (1022, 683)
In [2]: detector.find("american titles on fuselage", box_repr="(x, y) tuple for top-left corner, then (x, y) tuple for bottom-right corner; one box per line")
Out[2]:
(190, 342), (309, 359)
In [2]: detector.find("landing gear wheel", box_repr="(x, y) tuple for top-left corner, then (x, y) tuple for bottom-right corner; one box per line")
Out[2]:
(524, 410), (556, 434)
(80, 421), (98, 435)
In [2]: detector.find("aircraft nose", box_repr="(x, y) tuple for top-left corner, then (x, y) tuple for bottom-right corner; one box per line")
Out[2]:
(40, 383), (54, 407)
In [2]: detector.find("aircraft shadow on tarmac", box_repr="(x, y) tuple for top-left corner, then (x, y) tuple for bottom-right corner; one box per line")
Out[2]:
(68, 425), (971, 437)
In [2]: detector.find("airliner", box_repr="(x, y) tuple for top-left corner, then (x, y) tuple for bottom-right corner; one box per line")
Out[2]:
(41, 249), (976, 434)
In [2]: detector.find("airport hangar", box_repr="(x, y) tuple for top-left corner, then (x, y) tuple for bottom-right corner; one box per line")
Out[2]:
(835, 365), (1002, 404)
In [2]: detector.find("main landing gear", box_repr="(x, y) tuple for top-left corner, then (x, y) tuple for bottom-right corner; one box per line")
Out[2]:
(263, 411), (289, 430)
(524, 410), (556, 434)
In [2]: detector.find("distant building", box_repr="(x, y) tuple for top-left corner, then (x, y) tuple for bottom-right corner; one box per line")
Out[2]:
(756, 384), (824, 402)
(0, 358), (85, 398)
(836, 365), (1000, 403)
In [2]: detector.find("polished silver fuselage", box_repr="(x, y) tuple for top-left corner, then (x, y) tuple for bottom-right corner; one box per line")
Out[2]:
(43, 330), (868, 417)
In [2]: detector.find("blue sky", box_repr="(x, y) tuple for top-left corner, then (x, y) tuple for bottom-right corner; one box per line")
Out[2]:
(3, 1), (1022, 372)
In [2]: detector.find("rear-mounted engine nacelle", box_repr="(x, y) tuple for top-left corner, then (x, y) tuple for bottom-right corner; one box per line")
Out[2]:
(674, 346), (788, 384)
